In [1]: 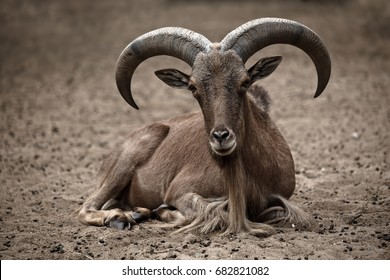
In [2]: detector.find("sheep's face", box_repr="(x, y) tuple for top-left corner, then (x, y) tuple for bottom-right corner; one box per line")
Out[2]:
(155, 49), (282, 157)
(190, 50), (248, 156)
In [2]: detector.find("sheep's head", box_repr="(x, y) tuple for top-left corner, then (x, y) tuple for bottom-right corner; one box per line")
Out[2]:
(154, 48), (282, 156)
(115, 18), (331, 157)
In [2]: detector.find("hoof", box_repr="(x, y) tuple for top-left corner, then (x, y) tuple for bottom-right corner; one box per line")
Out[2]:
(151, 204), (176, 219)
(131, 212), (144, 223)
(131, 207), (152, 223)
(109, 220), (130, 230)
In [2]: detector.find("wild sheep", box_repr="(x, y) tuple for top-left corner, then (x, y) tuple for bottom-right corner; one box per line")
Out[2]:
(76, 18), (331, 236)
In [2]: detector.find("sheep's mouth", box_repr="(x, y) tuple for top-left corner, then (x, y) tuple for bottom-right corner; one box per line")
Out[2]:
(210, 141), (237, 156)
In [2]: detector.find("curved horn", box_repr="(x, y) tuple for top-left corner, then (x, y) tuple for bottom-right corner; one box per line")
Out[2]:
(220, 18), (331, 98)
(116, 27), (212, 109)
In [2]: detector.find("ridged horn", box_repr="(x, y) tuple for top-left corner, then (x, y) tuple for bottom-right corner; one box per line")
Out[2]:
(220, 18), (331, 97)
(116, 27), (212, 109)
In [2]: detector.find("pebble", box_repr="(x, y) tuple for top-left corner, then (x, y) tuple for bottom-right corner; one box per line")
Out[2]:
(50, 244), (64, 253)
(351, 132), (360, 139)
(200, 240), (212, 247)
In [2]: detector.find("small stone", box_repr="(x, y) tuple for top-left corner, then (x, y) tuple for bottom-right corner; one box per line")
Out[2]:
(351, 132), (360, 139)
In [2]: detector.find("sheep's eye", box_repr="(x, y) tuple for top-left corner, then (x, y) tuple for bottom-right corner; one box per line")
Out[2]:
(188, 84), (197, 93)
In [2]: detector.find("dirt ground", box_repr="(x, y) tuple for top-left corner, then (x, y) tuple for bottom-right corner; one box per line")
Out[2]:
(1, 0), (389, 260)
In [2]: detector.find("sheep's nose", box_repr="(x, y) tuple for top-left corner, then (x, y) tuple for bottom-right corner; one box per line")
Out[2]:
(212, 130), (230, 143)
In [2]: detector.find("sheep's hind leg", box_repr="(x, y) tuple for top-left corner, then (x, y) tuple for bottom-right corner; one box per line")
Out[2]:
(75, 123), (169, 229)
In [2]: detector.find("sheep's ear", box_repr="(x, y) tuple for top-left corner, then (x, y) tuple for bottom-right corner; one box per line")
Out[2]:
(248, 56), (282, 84)
(155, 69), (189, 89)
